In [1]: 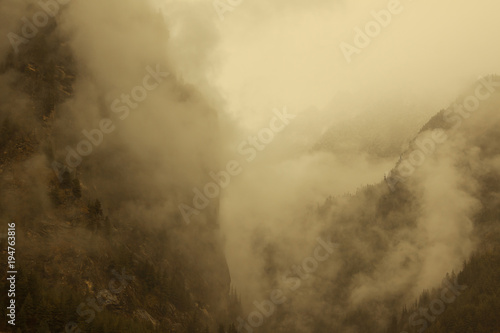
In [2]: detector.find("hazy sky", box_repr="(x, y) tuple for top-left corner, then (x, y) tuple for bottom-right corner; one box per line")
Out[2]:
(206, 0), (500, 129)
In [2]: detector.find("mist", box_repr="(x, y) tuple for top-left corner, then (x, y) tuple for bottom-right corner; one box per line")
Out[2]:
(1, 0), (500, 332)
(210, 0), (500, 331)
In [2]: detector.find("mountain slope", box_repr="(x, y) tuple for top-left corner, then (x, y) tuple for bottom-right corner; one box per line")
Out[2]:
(0, 7), (238, 333)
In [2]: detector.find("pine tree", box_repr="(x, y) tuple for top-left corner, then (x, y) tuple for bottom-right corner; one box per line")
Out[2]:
(88, 199), (104, 232)
(61, 171), (71, 189)
(71, 178), (82, 198)
(93, 199), (103, 217)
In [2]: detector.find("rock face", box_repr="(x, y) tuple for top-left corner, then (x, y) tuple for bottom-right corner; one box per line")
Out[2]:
(0, 3), (236, 332)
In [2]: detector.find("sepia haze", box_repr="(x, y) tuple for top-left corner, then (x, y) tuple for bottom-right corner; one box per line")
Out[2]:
(0, 0), (500, 332)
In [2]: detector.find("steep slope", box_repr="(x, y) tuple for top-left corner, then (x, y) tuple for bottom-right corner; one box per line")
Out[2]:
(244, 76), (500, 333)
(0, 4), (238, 333)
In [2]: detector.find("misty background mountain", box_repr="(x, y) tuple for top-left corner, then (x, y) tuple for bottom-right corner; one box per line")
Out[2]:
(1, 0), (500, 333)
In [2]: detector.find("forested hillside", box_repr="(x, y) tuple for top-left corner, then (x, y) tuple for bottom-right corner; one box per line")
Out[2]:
(0, 6), (241, 332)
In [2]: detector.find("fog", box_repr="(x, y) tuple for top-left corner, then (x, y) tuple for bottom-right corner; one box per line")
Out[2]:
(1, 0), (500, 331)
(212, 0), (500, 314)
